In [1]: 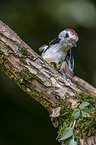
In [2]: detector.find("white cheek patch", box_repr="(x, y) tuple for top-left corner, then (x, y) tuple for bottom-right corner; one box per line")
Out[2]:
(68, 31), (78, 42)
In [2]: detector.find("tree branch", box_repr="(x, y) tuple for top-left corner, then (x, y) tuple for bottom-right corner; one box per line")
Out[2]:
(0, 20), (95, 145)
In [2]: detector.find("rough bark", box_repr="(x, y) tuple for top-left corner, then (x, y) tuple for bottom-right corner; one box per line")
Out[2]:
(0, 20), (95, 145)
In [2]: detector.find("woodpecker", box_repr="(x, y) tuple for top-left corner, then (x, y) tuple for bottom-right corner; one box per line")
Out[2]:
(39, 28), (79, 76)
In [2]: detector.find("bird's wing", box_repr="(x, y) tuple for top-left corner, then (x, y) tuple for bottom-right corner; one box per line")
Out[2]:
(39, 45), (49, 56)
(49, 37), (60, 45)
(39, 45), (48, 52)
(67, 49), (74, 71)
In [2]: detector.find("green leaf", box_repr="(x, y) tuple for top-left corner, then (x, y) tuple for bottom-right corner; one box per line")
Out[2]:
(73, 129), (76, 139)
(72, 109), (80, 120)
(69, 139), (77, 145)
(60, 127), (73, 140)
(79, 102), (89, 109)
(81, 111), (90, 117)
(61, 142), (65, 145)
(81, 108), (91, 114)
(62, 138), (72, 145)
(62, 141), (69, 145)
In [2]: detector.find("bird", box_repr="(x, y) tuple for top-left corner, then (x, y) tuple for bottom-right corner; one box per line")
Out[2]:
(39, 28), (79, 76)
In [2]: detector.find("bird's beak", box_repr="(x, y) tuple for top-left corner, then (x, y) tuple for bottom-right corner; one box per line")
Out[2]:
(71, 41), (77, 47)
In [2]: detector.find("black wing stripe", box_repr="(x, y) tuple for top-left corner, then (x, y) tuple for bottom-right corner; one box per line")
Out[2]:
(67, 49), (74, 71)
(49, 37), (60, 45)
(42, 37), (60, 54)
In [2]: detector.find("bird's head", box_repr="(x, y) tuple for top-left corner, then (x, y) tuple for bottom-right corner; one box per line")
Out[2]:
(58, 28), (79, 50)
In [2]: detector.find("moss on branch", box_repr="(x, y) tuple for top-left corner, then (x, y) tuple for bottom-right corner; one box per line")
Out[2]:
(0, 20), (96, 145)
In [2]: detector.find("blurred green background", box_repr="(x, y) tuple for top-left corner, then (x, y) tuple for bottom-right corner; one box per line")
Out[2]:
(0, 0), (96, 144)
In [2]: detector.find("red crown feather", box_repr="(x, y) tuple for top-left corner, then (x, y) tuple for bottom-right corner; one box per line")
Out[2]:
(65, 28), (78, 37)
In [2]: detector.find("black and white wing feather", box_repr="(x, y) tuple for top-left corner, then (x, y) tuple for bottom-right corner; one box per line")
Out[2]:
(49, 37), (60, 45)
(67, 49), (74, 72)
(39, 45), (48, 57)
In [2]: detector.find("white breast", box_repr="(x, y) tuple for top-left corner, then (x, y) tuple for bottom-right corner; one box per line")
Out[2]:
(42, 44), (67, 63)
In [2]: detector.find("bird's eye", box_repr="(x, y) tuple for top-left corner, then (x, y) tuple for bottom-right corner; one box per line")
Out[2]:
(65, 33), (69, 38)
